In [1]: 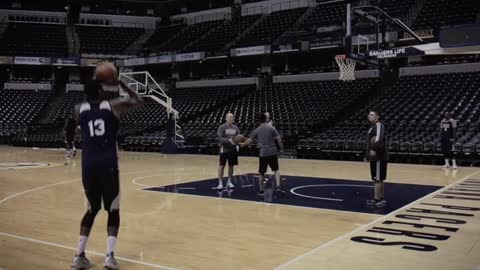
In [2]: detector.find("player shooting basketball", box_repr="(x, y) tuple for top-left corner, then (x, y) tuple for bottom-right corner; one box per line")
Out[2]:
(71, 63), (143, 270)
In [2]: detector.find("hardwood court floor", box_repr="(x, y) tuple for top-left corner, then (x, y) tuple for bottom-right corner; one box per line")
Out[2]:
(0, 146), (478, 270)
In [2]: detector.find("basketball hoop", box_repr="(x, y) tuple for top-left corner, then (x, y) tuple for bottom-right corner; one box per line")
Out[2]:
(335, 54), (356, 81)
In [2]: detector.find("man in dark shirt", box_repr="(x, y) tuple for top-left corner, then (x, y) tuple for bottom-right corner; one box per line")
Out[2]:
(243, 113), (284, 196)
(440, 112), (458, 169)
(366, 111), (388, 208)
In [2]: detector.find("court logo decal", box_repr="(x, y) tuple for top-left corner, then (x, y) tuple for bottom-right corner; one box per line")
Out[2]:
(351, 178), (480, 252)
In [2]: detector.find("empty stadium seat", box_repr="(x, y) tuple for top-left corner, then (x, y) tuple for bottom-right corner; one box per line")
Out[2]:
(76, 25), (144, 55)
(234, 8), (307, 48)
(0, 23), (67, 57)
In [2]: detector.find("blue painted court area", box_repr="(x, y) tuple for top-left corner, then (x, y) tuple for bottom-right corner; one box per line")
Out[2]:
(144, 174), (442, 215)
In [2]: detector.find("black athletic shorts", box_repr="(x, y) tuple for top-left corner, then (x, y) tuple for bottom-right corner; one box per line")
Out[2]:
(441, 138), (453, 154)
(82, 167), (120, 212)
(219, 151), (238, 166)
(370, 160), (387, 181)
(259, 155), (279, 174)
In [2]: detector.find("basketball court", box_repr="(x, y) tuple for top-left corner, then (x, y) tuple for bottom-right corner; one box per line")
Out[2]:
(1, 2), (480, 270)
(1, 146), (480, 269)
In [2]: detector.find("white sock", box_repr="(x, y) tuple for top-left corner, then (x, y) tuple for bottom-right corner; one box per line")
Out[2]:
(218, 178), (223, 185)
(77, 236), (88, 256)
(107, 236), (117, 255)
(227, 177), (232, 184)
(274, 171), (281, 188)
(444, 159), (450, 166)
(452, 159), (457, 166)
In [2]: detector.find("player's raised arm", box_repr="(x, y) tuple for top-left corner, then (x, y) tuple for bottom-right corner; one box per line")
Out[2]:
(110, 80), (144, 117)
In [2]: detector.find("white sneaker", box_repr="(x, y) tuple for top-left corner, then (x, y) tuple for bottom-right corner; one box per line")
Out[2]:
(226, 181), (235, 189)
(104, 252), (119, 269)
(216, 183), (224, 190)
(441, 164), (450, 169)
(71, 253), (94, 269)
(452, 164), (458, 170)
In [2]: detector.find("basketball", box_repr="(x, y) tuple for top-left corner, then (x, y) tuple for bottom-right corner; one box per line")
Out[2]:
(95, 62), (117, 85)
(233, 134), (246, 144)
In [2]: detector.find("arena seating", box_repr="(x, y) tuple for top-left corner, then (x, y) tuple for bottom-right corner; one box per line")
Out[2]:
(184, 14), (261, 53)
(234, 8), (307, 47)
(297, 72), (480, 162)
(76, 25), (144, 55)
(0, 124), (28, 144)
(52, 91), (84, 123)
(0, 23), (67, 57)
(120, 84), (254, 137)
(12, 126), (68, 148)
(277, 2), (346, 46)
(183, 79), (379, 151)
(0, 89), (51, 125)
(302, 2), (345, 31)
(412, 0), (480, 30)
(144, 24), (186, 51)
(154, 20), (224, 52)
(380, 0), (416, 20)
(171, 84), (254, 119)
(0, 89), (51, 143)
(121, 131), (166, 152)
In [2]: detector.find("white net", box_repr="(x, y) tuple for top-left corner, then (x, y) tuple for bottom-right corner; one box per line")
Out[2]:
(335, 55), (356, 81)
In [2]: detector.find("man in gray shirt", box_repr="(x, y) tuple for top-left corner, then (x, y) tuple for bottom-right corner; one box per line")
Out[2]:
(243, 113), (284, 195)
(217, 113), (240, 190)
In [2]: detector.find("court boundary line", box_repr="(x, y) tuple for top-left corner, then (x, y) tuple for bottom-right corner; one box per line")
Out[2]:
(131, 172), (208, 187)
(272, 169), (480, 270)
(0, 232), (179, 270)
(133, 174), (383, 217)
(0, 179), (80, 204)
(0, 167), (206, 205)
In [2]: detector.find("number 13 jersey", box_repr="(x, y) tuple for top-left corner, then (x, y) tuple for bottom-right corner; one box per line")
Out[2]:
(79, 101), (119, 169)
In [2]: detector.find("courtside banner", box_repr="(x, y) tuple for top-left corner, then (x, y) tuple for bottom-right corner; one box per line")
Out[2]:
(366, 47), (425, 60)
(147, 53), (173, 64)
(14, 56), (48, 65)
(123, 57), (146, 66)
(82, 58), (105, 66)
(175, 52), (205, 62)
(52, 57), (80, 66)
(232, 45), (269, 56)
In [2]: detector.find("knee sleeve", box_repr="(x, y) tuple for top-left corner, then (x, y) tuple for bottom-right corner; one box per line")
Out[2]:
(107, 210), (120, 237)
(80, 209), (99, 236)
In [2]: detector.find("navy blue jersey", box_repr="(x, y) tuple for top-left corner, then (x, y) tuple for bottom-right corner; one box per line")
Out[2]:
(79, 101), (119, 169)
